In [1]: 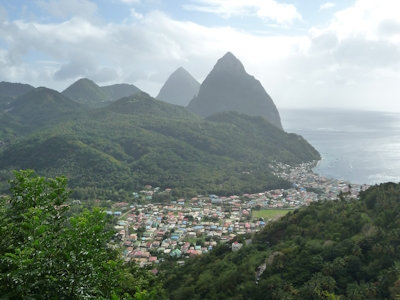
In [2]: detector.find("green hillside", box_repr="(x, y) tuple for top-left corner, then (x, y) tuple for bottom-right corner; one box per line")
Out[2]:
(0, 95), (14, 109)
(0, 111), (26, 144)
(62, 78), (110, 107)
(0, 93), (319, 195)
(161, 182), (400, 299)
(101, 83), (141, 101)
(0, 81), (35, 109)
(0, 81), (34, 97)
(7, 87), (84, 128)
(107, 92), (196, 118)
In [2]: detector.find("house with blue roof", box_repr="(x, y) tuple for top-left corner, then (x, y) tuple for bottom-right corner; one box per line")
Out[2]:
(171, 235), (180, 241)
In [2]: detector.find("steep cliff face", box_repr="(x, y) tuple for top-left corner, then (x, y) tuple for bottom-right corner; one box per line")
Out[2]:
(156, 67), (200, 107)
(187, 52), (283, 130)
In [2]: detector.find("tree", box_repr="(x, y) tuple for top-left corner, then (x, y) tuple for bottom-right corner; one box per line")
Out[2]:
(0, 170), (165, 299)
(0, 170), (120, 298)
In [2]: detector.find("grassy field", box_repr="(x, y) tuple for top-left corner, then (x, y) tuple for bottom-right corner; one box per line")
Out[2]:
(252, 209), (291, 220)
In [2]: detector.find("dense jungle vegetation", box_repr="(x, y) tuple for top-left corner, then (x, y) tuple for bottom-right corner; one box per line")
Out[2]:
(0, 91), (319, 197)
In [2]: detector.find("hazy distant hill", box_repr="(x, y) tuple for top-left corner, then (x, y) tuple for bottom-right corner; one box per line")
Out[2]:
(0, 92), (319, 194)
(0, 81), (35, 97)
(108, 92), (196, 118)
(7, 87), (83, 128)
(101, 83), (141, 101)
(156, 67), (200, 106)
(62, 78), (110, 107)
(0, 81), (35, 109)
(187, 52), (283, 130)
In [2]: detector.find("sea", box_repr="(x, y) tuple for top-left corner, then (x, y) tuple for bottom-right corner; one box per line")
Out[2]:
(280, 109), (400, 185)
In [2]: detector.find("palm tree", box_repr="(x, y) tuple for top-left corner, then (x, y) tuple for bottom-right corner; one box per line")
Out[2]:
(321, 276), (336, 293)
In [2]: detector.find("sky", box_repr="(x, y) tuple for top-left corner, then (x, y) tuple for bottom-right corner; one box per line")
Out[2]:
(1, 0), (400, 111)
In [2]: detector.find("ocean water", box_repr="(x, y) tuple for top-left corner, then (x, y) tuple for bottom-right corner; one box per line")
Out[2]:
(280, 109), (400, 185)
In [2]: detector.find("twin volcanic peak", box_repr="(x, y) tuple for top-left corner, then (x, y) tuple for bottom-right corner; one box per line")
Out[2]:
(156, 67), (200, 106)
(187, 52), (283, 130)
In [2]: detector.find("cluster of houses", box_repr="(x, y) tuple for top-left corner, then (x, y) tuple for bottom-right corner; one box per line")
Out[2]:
(108, 193), (272, 267)
(107, 162), (373, 268)
(273, 161), (371, 200)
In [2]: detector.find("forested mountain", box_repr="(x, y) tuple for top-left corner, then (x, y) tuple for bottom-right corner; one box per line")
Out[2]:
(187, 52), (283, 130)
(108, 92), (195, 118)
(0, 81), (35, 109)
(161, 182), (400, 299)
(62, 78), (111, 107)
(156, 67), (200, 106)
(0, 81), (35, 97)
(6, 87), (84, 128)
(0, 93), (319, 195)
(101, 83), (141, 101)
(0, 111), (25, 144)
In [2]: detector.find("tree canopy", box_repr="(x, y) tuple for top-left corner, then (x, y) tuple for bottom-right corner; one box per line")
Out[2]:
(0, 170), (165, 299)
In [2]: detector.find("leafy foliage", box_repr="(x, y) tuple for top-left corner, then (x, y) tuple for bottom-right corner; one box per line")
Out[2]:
(162, 182), (400, 299)
(0, 170), (165, 299)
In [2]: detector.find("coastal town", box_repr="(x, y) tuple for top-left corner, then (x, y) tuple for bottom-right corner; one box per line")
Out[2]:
(108, 161), (371, 268)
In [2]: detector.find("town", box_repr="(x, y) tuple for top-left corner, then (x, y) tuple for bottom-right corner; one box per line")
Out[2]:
(107, 161), (371, 270)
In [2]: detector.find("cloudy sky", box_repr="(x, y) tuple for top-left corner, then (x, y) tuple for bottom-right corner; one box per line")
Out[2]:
(1, 0), (400, 111)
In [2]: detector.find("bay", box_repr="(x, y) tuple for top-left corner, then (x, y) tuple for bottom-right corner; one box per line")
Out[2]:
(280, 109), (400, 185)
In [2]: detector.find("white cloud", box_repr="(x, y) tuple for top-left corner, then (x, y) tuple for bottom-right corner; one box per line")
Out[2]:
(312, 0), (400, 42)
(1, 1), (400, 111)
(131, 8), (143, 20)
(36, 0), (98, 19)
(319, 2), (336, 11)
(183, 0), (302, 25)
(0, 5), (7, 23)
(120, 0), (141, 4)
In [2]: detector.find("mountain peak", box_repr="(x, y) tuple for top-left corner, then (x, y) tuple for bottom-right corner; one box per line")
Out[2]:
(0, 81), (35, 98)
(7, 87), (82, 128)
(187, 52), (283, 130)
(171, 67), (193, 78)
(213, 52), (245, 73)
(175, 67), (186, 73)
(62, 78), (110, 107)
(101, 83), (141, 101)
(156, 67), (200, 106)
(73, 78), (96, 85)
